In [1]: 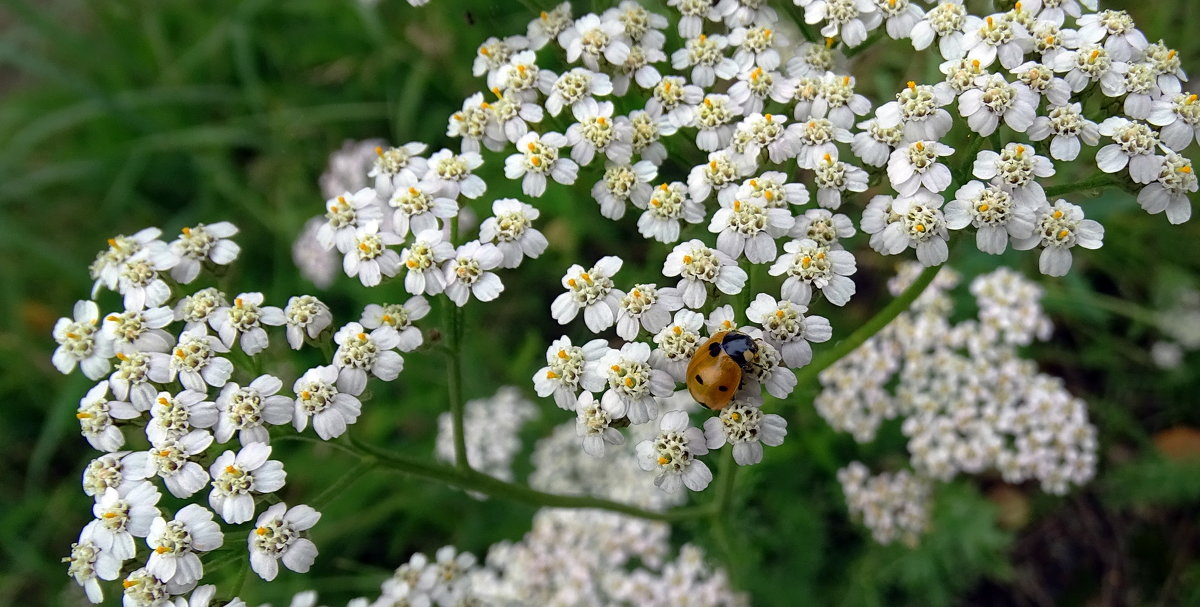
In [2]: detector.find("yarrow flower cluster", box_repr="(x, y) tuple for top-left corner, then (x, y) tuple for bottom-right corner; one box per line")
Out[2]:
(54, 0), (1200, 602)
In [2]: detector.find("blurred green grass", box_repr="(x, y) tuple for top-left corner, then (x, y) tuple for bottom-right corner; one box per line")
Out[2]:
(2, 0), (1200, 605)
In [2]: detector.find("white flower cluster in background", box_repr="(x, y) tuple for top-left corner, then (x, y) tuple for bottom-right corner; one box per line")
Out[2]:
(837, 461), (932, 547)
(435, 386), (539, 485)
(820, 264), (1097, 540)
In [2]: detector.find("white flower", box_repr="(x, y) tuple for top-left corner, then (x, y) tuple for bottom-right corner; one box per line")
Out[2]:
(102, 307), (174, 356)
(129, 430), (213, 498)
(705, 304), (743, 335)
(527, 2), (574, 49)
(852, 117), (905, 167)
(540, 67), (613, 119)
(671, 34), (739, 88)
(945, 181), (1038, 255)
(82, 451), (151, 500)
(332, 322), (404, 392)
(402, 229), (456, 296)
(88, 228), (164, 297)
(387, 174), (458, 238)
(1077, 9), (1147, 62)
(1138, 152), (1197, 224)
(443, 241), (505, 307)
(729, 24), (785, 71)
(82, 484), (161, 575)
(474, 34), (528, 84)
(210, 292), (285, 356)
(669, 0), (720, 37)
(637, 181), (704, 243)
(770, 238), (857, 306)
(636, 410), (711, 492)
(53, 300), (114, 380)
(875, 81), (955, 142)
(616, 283), (683, 340)
(575, 392), (624, 457)
(1149, 93), (1200, 151)
(1027, 102), (1100, 161)
(704, 402), (787, 465)
(791, 208), (857, 249)
(426, 149), (487, 200)
(1144, 40), (1189, 95)
(560, 13), (631, 71)
(284, 295), (333, 350)
(789, 117), (853, 170)
(551, 256), (624, 333)
(208, 443), (287, 524)
(504, 131), (579, 197)
(1053, 44), (1128, 96)
(787, 41), (845, 78)
(64, 538), (104, 602)
(146, 390), (217, 445)
(862, 192), (951, 266)
(740, 337), (797, 400)
(1096, 117), (1164, 184)
(343, 222), (403, 287)
(479, 198), (548, 269)
(708, 197), (794, 263)
(647, 75), (704, 129)
(446, 92), (492, 153)
(887, 141), (955, 196)
(746, 294), (832, 368)
(599, 342), (675, 424)
(728, 68), (794, 117)
(961, 13), (1032, 70)
(145, 504), (223, 588)
(1013, 200), (1105, 276)
(115, 246), (176, 312)
(593, 160), (657, 220)
(317, 188), (383, 253)
(293, 365), (364, 440)
(120, 566), (184, 606)
(650, 309), (706, 382)
(692, 94), (742, 151)
(910, 0), (974, 59)
(1012, 61), (1072, 106)
(148, 330), (233, 392)
(875, 0), (924, 41)
(173, 287), (226, 335)
(214, 375), (293, 445)
(360, 297), (429, 351)
(76, 380), (139, 452)
(663, 240), (748, 308)
(169, 222), (240, 284)
(629, 107), (671, 164)
(804, 0), (882, 48)
(369, 142), (429, 193)
(813, 152), (869, 210)
(248, 503), (321, 581)
(958, 74), (1038, 136)
(728, 112), (795, 163)
(688, 150), (753, 204)
(484, 88), (544, 147)
(533, 336), (607, 410)
(973, 143), (1056, 206)
(109, 352), (157, 412)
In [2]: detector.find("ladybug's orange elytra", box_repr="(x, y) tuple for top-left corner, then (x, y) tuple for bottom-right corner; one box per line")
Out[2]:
(686, 331), (758, 410)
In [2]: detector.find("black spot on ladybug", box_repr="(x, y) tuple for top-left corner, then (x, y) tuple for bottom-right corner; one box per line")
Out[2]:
(708, 342), (722, 357)
(718, 385), (729, 392)
(694, 374), (704, 385)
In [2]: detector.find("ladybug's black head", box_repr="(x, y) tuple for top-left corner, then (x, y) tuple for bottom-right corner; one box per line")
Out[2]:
(720, 331), (758, 368)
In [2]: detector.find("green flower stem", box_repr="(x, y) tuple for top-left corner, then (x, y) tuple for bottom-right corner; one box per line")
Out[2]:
(713, 447), (738, 516)
(447, 303), (470, 471)
(1044, 174), (1124, 198)
(346, 435), (714, 522)
(792, 262), (943, 390)
(309, 458), (376, 510)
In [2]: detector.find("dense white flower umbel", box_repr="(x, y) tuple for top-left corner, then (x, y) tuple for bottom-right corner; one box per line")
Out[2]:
(52, 1), (1200, 599)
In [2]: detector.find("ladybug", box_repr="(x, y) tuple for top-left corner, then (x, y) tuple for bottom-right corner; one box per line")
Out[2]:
(686, 331), (758, 410)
